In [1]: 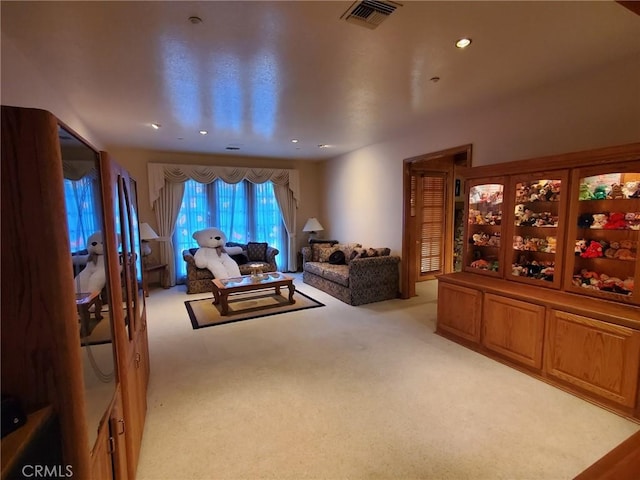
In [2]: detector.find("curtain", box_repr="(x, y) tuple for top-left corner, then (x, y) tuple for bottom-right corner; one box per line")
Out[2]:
(148, 164), (299, 275)
(273, 183), (298, 271)
(154, 181), (185, 287)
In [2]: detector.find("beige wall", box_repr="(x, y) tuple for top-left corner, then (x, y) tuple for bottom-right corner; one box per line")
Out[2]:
(0, 34), (104, 150)
(322, 54), (640, 255)
(107, 148), (323, 255)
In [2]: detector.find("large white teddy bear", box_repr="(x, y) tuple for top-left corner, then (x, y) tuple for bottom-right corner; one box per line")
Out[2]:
(193, 227), (242, 279)
(73, 231), (107, 294)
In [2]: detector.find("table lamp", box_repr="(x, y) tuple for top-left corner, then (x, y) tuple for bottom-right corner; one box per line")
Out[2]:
(302, 217), (324, 242)
(139, 222), (159, 257)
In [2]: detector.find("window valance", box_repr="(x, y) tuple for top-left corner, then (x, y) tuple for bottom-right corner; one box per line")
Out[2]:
(147, 163), (299, 208)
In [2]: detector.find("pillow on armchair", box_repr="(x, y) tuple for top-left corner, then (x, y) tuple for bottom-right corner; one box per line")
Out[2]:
(247, 242), (268, 262)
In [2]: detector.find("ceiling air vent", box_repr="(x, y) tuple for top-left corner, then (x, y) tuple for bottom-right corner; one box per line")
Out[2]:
(341, 0), (402, 30)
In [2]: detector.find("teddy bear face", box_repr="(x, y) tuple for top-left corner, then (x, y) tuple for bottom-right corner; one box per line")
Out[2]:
(87, 231), (104, 255)
(192, 227), (227, 249)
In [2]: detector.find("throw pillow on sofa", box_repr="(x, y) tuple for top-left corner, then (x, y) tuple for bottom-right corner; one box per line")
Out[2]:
(318, 246), (339, 263)
(247, 242), (268, 261)
(328, 250), (346, 265)
(310, 242), (337, 262)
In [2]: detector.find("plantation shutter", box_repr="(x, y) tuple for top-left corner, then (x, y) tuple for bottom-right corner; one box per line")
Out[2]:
(419, 174), (445, 275)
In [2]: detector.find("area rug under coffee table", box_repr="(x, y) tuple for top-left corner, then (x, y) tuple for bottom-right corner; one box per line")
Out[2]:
(185, 290), (325, 329)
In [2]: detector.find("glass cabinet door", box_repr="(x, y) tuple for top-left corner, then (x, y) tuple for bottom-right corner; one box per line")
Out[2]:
(463, 178), (505, 277)
(508, 171), (568, 289)
(565, 164), (640, 304)
(60, 126), (117, 451)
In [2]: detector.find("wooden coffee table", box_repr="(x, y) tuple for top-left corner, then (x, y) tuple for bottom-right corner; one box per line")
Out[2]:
(211, 272), (296, 316)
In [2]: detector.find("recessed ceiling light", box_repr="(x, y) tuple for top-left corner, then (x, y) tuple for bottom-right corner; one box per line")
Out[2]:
(188, 16), (202, 24)
(225, 146), (240, 151)
(456, 38), (472, 49)
(318, 144), (329, 148)
(199, 130), (208, 135)
(291, 139), (299, 143)
(151, 123), (161, 129)
(430, 76), (440, 83)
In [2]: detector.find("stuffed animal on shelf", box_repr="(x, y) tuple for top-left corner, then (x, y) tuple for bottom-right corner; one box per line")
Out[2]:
(575, 239), (587, 254)
(513, 235), (524, 250)
(590, 213), (608, 229)
(609, 183), (625, 200)
(622, 181), (640, 199)
(577, 214), (593, 229)
(578, 183), (593, 201)
(614, 248), (636, 260)
(73, 231), (107, 294)
(580, 241), (604, 259)
(625, 212), (640, 230)
(470, 259), (490, 269)
(543, 236), (557, 253)
(593, 184), (608, 200)
(192, 227), (242, 279)
(604, 212), (627, 230)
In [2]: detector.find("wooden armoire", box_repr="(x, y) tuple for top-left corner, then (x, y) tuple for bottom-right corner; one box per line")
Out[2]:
(1, 106), (150, 479)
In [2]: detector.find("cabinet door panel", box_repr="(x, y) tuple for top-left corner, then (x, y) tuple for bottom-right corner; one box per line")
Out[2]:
(110, 387), (128, 480)
(545, 310), (640, 407)
(437, 282), (482, 343)
(482, 294), (545, 369)
(463, 178), (505, 277)
(90, 417), (113, 480)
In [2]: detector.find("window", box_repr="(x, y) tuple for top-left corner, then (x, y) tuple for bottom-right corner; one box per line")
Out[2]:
(418, 174), (446, 276)
(64, 176), (101, 252)
(174, 179), (287, 280)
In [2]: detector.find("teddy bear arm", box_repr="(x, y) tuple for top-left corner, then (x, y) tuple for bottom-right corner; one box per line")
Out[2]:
(193, 249), (211, 269)
(221, 255), (241, 277)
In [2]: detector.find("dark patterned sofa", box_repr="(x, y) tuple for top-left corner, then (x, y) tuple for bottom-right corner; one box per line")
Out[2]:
(301, 242), (400, 305)
(182, 242), (279, 294)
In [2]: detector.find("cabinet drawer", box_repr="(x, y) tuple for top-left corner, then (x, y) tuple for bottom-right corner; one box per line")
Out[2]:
(437, 282), (482, 343)
(482, 294), (545, 369)
(545, 310), (640, 407)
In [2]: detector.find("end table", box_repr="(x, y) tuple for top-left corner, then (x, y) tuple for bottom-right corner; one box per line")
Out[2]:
(143, 263), (168, 297)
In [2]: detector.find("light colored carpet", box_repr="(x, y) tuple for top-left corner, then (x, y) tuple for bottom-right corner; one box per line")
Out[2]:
(136, 275), (639, 480)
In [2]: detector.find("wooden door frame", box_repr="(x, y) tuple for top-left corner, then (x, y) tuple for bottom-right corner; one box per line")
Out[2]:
(400, 144), (472, 298)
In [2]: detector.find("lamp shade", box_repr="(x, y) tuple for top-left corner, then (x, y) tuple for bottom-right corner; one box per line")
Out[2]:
(139, 222), (159, 241)
(302, 217), (324, 233)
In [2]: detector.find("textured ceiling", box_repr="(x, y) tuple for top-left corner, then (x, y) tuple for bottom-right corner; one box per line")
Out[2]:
(2, 1), (639, 160)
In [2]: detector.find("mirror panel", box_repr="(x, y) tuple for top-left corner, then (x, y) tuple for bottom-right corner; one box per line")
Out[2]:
(118, 176), (136, 341)
(130, 179), (145, 320)
(60, 126), (116, 450)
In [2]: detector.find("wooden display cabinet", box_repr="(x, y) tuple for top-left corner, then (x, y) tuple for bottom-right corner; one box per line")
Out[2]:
(564, 162), (640, 305)
(506, 170), (569, 289)
(437, 142), (640, 420)
(463, 177), (506, 277)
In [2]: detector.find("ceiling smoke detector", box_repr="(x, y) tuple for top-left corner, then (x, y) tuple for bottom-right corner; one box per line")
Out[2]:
(340, 0), (402, 30)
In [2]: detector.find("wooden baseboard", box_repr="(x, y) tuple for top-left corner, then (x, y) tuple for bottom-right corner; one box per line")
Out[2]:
(574, 429), (640, 479)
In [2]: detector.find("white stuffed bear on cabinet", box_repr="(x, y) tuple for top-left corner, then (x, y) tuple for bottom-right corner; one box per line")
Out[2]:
(193, 227), (242, 279)
(73, 231), (107, 294)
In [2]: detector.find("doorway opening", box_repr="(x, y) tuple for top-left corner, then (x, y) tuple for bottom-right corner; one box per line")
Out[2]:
(400, 144), (472, 298)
